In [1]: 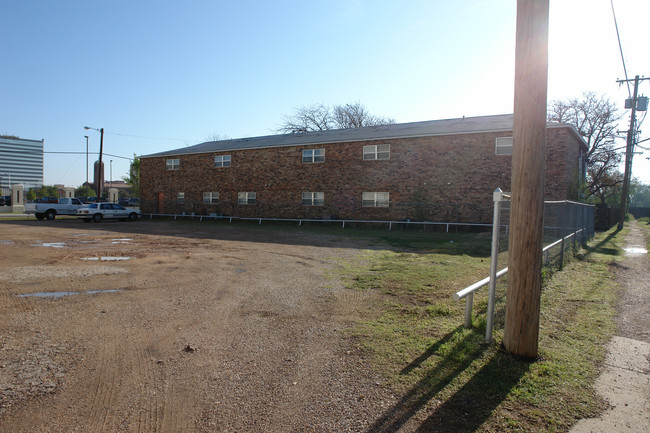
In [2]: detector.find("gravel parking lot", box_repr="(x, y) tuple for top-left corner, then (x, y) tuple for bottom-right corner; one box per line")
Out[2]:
(0, 219), (396, 432)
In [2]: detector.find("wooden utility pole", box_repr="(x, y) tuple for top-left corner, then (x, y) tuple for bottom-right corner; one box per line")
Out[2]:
(503, 0), (549, 359)
(98, 128), (104, 200)
(617, 75), (645, 230)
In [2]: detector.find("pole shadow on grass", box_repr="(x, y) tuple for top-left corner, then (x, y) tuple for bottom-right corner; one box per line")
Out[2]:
(367, 327), (530, 433)
(580, 230), (620, 258)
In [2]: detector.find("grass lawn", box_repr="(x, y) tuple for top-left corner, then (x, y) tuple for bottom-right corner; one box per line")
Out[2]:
(335, 225), (624, 432)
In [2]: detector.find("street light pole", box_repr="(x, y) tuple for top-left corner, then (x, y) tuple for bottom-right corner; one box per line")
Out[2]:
(110, 160), (113, 189)
(84, 135), (89, 185)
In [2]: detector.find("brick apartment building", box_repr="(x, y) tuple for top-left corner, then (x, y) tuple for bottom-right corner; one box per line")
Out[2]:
(139, 114), (587, 223)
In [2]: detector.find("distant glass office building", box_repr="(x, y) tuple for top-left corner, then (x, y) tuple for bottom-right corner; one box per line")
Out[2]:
(0, 136), (44, 193)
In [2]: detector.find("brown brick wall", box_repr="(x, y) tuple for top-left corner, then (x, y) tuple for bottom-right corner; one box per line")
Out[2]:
(140, 126), (583, 223)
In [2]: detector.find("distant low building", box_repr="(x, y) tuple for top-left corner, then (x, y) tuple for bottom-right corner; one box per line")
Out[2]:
(0, 135), (44, 195)
(139, 114), (587, 223)
(103, 180), (131, 195)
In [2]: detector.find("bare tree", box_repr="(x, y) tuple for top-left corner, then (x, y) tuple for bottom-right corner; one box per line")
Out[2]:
(332, 102), (395, 129)
(205, 133), (230, 142)
(589, 165), (623, 205)
(547, 92), (624, 200)
(277, 103), (333, 134)
(277, 102), (394, 134)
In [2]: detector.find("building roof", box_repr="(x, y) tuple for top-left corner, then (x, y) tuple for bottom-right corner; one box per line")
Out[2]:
(141, 113), (585, 158)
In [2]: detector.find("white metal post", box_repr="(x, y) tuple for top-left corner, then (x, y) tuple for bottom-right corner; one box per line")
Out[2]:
(485, 188), (503, 342)
(464, 292), (474, 328)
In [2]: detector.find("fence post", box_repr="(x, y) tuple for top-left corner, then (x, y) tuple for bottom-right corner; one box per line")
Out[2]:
(485, 188), (503, 342)
(580, 205), (587, 247)
(559, 200), (568, 270)
(572, 205), (577, 252)
(464, 293), (474, 328)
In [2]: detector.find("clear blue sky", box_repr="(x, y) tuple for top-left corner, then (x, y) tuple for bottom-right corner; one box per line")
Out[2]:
(1, 0), (649, 187)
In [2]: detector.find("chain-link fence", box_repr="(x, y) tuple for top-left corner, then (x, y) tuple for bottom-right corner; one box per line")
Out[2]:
(139, 195), (500, 226)
(455, 189), (595, 342)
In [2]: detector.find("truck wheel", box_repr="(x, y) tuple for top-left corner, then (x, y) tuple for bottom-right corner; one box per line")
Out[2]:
(128, 212), (138, 222)
(45, 210), (56, 220)
(35, 213), (45, 220)
(92, 213), (103, 222)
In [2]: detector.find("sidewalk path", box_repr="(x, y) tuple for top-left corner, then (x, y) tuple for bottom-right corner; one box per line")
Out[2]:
(571, 219), (649, 433)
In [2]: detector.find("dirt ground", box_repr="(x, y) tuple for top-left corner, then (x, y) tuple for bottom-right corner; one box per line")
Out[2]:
(570, 219), (650, 433)
(0, 219), (397, 432)
(614, 219), (650, 344)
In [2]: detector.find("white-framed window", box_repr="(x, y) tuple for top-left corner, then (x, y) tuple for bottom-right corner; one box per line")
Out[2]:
(214, 155), (231, 167)
(363, 144), (390, 160)
(302, 148), (325, 163)
(362, 192), (389, 207)
(495, 137), (513, 155)
(302, 192), (324, 206)
(166, 158), (180, 170)
(177, 192), (185, 204)
(203, 192), (219, 204)
(238, 192), (256, 205)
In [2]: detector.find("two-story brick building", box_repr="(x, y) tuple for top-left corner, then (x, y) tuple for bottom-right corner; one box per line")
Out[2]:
(139, 114), (587, 223)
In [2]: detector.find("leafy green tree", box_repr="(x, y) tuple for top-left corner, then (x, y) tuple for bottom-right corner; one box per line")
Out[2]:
(25, 188), (37, 201)
(75, 184), (94, 198)
(630, 180), (650, 207)
(31, 185), (60, 199)
(122, 155), (140, 198)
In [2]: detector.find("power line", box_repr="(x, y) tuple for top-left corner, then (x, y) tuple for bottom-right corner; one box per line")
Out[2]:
(103, 131), (196, 143)
(104, 153), (133, 160)
(44, 151), (133, 160)
(610, 0), (631, 97)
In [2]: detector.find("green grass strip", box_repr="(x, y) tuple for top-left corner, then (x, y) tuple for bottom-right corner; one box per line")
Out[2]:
(339, 226), (622, 432)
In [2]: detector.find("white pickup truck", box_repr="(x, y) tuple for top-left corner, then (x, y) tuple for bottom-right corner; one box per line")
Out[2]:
(25, 197), (86, 220)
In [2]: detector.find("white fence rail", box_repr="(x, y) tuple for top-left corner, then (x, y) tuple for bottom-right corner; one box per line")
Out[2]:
(143, 213), (498, 232)
(453, 189), (595, 343)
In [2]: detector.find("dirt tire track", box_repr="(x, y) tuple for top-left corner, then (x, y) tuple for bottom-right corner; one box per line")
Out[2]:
(84, 328), (121, 432)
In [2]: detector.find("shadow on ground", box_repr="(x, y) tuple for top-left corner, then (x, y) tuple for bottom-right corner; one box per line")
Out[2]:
(0, 217), (492, 256)
(581, 229), (620, 258)
(367, 327), (530, 433)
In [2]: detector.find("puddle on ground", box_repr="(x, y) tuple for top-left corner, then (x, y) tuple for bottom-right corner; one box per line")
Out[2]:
(18, 289), (121, 299)
(112, 238), (133, 244)
(32, 242), (66, 248)
(624, 246), (648, 256)
(81, 256), (132, 261)
(0, 240), (15, 245)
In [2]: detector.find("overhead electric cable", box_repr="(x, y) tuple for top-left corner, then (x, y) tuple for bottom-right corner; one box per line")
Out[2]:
(44, 151), (132, 160)
(610, 0), (631, 97)
(103, 131), (196, 143)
